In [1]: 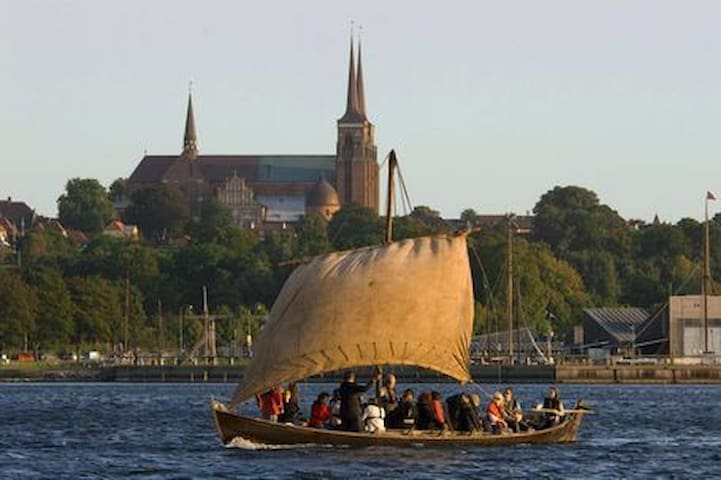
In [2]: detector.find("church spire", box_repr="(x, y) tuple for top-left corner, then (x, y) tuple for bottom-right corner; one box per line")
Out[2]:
(356, 35), (367, 120)
(183, 90), (198, 158)
(339, 33), (363, 123)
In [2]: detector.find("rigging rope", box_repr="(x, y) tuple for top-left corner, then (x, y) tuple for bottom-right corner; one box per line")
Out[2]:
(467, 379), (493, 399)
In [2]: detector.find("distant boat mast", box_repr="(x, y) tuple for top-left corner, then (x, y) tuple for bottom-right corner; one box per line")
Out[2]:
(507, 213), (515, 363)
(703, 191), (716, 354)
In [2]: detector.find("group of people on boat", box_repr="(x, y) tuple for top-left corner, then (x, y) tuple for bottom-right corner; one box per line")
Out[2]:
(256, 370), (568, 435)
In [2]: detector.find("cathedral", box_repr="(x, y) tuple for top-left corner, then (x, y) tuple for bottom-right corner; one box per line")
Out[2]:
(127, 39), (379, 227)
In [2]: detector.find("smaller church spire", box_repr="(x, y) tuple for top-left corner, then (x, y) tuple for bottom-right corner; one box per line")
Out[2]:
(183, 87), (198, 157)
(356, 32), (367, 120)
(339, 31), (363, 123)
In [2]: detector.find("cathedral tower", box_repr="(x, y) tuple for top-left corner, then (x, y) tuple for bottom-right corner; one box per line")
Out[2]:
(335, 37), (379, 211)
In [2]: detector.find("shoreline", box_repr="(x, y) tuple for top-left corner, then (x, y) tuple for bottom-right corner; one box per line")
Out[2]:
(3, 364), (721, 384)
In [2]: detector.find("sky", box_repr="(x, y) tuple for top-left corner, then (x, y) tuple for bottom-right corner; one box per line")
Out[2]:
(2, 0), (721, 222)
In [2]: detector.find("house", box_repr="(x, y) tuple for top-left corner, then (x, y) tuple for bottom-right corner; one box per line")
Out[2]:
(0, 197), (35, 230)
(103, 220), (139, 240)
(580, 307), (649, 356)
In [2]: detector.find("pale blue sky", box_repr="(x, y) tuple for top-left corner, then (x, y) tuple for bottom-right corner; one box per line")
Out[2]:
(2, 0), (720, 222)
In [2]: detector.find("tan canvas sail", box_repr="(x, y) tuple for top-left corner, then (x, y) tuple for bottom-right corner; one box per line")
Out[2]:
(229, 233), (474, 408)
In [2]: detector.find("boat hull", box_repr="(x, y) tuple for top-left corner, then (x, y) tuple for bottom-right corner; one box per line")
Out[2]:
(211, 400), (585, 447)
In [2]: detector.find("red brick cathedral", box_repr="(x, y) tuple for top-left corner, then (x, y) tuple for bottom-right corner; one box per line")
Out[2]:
(127, 38), (379, 227)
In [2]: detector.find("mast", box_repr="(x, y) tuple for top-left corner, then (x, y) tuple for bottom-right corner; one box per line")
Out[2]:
(507, 214), (514, 362)
(703, 191), (716, 353)
(124, 276), (130, 352)
(385, 150), (397, 244)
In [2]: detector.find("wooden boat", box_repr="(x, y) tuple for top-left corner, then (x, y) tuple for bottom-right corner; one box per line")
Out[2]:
(211, 151), (589, 447)
(212, 399), (586, 447)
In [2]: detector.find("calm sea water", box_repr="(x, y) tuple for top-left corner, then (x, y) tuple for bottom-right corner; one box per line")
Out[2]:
(1, 382), (720, 479)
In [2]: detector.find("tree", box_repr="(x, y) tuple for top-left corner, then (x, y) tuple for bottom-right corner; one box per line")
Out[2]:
(21, 228), (78, 266)
(296, 215), (330, 257)
(125, 185), (190, 241)
(532, 185), (630, 303)
(57, 178), (115, 234)
(108, 177), (128, 202)
(533, 186), (628, 255)
(71, 236), (161, 318)
(23, 266), (73, 351)
(460, 208), (480, 227)
(166, 243), (239, 311)
(566, 250), (621, 304)
(67, 276), (123, 352)
(634, 224), (688, 260)
(468, 228), (589, 337)
(392, 214), (432, 240)
(409, 205), (450, 234)
(0, 271), (37, 350)
(187, 198), (236, 244)
(677, 218), (702, 260)
(327, 205), (384, 250)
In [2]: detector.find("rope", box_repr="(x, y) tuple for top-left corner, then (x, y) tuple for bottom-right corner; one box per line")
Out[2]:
(467, 379), (493, 399)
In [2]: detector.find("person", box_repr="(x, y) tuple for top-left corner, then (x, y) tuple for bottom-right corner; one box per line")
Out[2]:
(328, 388), (343, 428)
(503, 387), (531, 432)
(256, 385), (284, 422)
(540, 386), (565, 428)
(309, 392), (332, 428)
(377, 373), (399, 415)
(338, 370), (381, 432)
(445, 392), (465, 430)
(362, 398), (386, 433)
(388, 388), (417, 429)
(446, 392), (481, 432)
(486, 391), (508, 434)
(417, 391), (446, 430)
(459, 393), (483, 432)
(430, 391), (447, 430)
(278, 386), (302, 424)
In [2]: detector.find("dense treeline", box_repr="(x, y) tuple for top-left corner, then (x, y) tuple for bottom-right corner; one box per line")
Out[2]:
(1, 179), (720, 356)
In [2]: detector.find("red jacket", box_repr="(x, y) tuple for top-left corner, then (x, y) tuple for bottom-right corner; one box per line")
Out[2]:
(257, 387), (284, 416)
(486, 400), (506, 426)
(432, 399), (445, 425)
(309, 402), (331, 427)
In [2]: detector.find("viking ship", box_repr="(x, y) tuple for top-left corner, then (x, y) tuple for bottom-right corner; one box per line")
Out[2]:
(211, 152), (587, 447)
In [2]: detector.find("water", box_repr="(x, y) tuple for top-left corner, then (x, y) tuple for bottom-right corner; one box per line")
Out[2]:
(1, 382), (720, 479)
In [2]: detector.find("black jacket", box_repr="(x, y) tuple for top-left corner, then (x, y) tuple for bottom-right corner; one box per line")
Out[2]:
(339, 380), (372, 430)
(388, 400), (417, 428)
